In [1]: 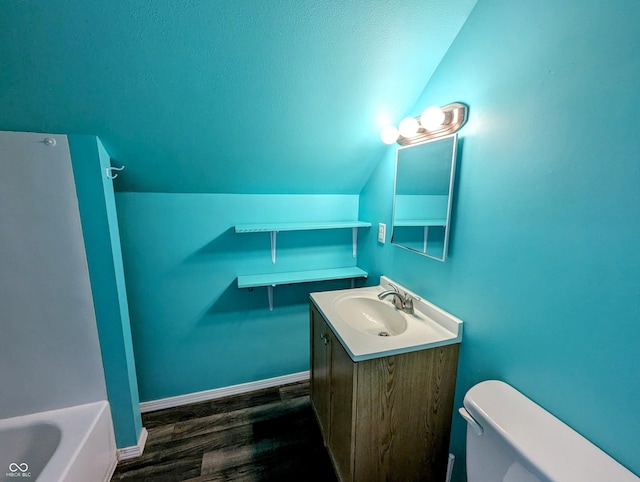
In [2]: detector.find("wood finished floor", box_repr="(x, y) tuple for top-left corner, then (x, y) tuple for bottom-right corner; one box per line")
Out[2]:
(111, 381), (338, 482)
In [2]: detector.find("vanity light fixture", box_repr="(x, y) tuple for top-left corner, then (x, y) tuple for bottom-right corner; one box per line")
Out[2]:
(420, 106), (446, 130)
(381, 102), (468, 146)
(380, 125), (400, 145)
(398, 117), (420, 138)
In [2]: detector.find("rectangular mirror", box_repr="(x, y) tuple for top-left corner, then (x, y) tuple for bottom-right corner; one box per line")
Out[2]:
(391, 133), (458, 261)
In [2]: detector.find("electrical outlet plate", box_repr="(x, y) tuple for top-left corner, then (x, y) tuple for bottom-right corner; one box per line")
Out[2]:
(378, 223), (386, 243)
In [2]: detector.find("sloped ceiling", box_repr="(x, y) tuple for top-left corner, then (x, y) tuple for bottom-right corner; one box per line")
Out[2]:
(0, 0), (476, 193)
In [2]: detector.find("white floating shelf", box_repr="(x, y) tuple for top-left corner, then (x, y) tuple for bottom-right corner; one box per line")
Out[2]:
(237, 267), (368, 289)
(234, 221), (371, 233)
(238, 267), (368, 311)
(234, 221), (371, 262)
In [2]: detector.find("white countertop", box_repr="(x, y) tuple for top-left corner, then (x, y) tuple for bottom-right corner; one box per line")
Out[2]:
(310, 276), (463, 361)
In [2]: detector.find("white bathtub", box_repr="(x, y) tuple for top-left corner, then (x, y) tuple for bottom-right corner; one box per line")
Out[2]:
(0, 401), (116, 482)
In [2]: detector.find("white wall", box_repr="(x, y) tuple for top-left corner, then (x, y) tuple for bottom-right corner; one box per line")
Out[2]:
(0, 131), (106, 418)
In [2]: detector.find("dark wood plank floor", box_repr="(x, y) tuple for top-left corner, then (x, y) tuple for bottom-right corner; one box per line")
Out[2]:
(111, 381), (338, 482)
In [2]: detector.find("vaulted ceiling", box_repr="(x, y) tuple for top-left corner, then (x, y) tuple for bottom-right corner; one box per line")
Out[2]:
(0, 0), (476, 193)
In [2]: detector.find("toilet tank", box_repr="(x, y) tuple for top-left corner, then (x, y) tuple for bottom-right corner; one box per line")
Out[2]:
(460, 380), (639, 482)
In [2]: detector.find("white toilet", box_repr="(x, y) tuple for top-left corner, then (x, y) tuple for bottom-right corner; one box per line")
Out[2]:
(459, 380), (639, 482)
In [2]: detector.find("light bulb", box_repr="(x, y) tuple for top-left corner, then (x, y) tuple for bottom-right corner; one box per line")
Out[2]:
(398, 117), (420, 138)
(380, 125), (399, 145)
(420, 106), (446, 130)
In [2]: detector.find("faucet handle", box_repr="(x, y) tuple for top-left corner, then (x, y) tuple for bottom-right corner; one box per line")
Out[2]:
(388, 282), (399, 292)
(404, 293), (413, 306)
(403, 292), (419, 313)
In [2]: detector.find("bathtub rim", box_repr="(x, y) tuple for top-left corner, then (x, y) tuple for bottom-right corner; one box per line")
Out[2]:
(0, 400), (116, 482)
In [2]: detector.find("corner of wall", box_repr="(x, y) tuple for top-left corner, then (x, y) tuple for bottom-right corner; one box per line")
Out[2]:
(68, 135), (143, 448)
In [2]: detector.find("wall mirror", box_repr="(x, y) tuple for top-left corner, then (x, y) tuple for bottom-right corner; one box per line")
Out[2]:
(391, 133), (457, 261)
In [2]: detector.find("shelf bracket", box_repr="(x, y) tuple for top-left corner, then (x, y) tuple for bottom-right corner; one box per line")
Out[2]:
(270, 231), (277, 263)
(352, 227), (357, 257)
(268, 285), (274, 311)
(423, 226), (429, 254)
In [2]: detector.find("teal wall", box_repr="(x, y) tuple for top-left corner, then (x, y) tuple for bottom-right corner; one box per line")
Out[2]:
(0, 0), (476, 194)
(3, 0), (638, 474)
(115, 193), (364, 401)
(69, 136), (142, 448)
(359, 1), (640, 479)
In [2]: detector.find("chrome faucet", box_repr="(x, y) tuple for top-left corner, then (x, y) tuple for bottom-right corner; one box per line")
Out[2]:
(377, 283), (417, 314)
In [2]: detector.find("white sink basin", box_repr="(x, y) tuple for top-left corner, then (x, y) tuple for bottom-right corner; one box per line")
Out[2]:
(334, 296), (407, 337)
(311, 276), (463, 361)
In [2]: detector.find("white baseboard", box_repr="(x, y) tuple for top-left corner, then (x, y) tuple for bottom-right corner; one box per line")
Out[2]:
(140, 371), (310, 413)
(117, 427), (148, 461)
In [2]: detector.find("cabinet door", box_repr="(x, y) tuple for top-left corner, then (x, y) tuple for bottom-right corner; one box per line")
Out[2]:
(328, 327), (356, 482)
(310, 305), (330, 438)
(353, 345), (460, 482)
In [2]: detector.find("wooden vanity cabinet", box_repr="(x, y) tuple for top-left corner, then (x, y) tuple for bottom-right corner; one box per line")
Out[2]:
(310, 302), (460, 482)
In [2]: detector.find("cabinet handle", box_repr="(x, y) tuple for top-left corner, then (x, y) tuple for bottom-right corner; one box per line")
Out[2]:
(320, 334), (328, 345)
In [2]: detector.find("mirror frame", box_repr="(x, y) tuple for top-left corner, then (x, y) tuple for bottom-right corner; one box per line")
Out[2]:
(391, 133), (458, 261)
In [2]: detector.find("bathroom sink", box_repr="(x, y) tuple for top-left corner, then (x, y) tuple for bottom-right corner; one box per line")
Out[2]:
(311, 276), (463, 361)
(333, 296), (407, 337)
